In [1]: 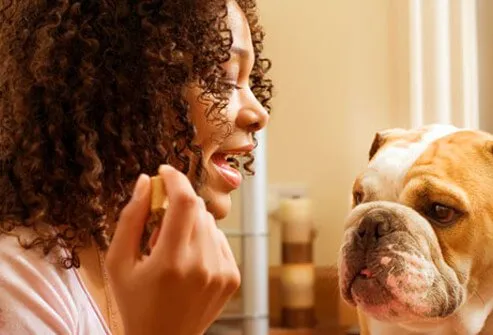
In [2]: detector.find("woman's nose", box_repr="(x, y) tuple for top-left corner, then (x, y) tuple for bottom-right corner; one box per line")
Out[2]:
(235, 89), (270, 133)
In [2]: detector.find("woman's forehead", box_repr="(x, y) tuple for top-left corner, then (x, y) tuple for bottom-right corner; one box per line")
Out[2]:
(226, 0), (252, 51)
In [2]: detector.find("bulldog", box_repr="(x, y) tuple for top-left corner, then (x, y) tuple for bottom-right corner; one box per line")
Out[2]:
(338, 124), (493, 335)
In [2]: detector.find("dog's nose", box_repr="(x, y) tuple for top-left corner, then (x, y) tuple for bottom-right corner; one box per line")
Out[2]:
(357, 209), (393, 242)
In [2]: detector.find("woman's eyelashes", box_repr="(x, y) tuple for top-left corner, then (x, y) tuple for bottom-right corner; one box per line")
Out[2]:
(223, 80), (242, 92)
(223, 64), (242, 90)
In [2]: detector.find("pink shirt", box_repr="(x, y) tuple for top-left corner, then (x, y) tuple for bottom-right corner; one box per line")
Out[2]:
(0, 228), (111, 334)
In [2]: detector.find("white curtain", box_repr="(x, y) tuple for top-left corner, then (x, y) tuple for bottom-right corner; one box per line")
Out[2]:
(390, 0), (480, 130)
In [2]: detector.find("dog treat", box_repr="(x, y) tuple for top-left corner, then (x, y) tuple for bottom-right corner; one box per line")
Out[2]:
(150, 175), (169, 211)
(140, 175), (169, 253)
(148, 175), (169, 229)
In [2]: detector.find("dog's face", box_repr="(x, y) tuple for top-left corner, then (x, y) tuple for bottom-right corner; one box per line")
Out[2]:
(338, 124), (493, 327)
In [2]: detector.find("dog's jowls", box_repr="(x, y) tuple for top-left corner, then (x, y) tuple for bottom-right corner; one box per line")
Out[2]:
(338, 124), (493, 335)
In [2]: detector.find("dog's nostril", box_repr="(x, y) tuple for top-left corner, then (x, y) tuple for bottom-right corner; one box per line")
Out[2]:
(357, 224), (366, 238)
(357, 210), (393, 241)
(377, 220), (390, 237)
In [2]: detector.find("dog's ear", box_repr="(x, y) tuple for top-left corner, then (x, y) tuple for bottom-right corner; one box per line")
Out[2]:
(368, 128), (410, 161)
(369, 132), (386, 161)
(485, 140), (493, 157)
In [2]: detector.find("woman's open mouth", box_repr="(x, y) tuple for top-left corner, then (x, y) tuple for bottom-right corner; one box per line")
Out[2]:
(211, 153), (243, 188)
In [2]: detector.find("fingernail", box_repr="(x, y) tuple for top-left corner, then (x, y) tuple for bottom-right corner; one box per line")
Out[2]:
(132, 174), (147, 201)
(158, 164), (172, 174)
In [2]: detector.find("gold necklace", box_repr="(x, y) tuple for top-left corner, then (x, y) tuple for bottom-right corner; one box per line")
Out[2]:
(96, 247), (120, 334)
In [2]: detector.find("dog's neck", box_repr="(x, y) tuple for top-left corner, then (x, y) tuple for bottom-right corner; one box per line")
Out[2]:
(366, 278), (493, 335)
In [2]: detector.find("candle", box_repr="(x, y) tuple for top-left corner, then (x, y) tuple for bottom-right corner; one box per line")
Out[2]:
(278, 196), (317, 329)
(277, 197), (313, 244)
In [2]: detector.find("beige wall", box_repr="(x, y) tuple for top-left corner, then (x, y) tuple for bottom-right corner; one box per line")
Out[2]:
(260, 0), (394, 266)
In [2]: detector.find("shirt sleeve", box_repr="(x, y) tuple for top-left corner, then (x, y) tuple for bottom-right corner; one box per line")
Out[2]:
(0, 235), (77, 335)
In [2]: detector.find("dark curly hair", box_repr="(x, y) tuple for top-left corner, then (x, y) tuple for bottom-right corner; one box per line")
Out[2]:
(0, 0), (273, 268)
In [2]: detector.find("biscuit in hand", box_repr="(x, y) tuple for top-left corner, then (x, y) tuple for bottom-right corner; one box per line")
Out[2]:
(141, 175), (168, 253)
(148, 175), (169, 229)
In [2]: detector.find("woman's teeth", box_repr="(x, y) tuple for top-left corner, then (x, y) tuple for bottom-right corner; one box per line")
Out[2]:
(225, 154), (241, 170)
(211, 152), (244, 188)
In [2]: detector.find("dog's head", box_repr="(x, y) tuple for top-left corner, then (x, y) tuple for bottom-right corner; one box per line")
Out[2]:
(338, 124), (493, 327)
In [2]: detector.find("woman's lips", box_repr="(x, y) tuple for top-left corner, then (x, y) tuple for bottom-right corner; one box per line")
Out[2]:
(211, 153), (242, 188)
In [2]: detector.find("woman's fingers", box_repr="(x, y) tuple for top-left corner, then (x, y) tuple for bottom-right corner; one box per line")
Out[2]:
(106, 174), (151, 274)
(152, 165), (201, 255)
(215, 228), (241, 294)
(105, 166), (242, 335)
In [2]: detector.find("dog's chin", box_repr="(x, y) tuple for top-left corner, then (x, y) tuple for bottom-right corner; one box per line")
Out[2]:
(340, 251), (464, 323)
(349, 274), (437, 322)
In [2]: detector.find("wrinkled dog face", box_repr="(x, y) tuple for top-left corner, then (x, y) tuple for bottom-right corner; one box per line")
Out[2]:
(338, 124), (493, 325)
(339, 201), (463, 322)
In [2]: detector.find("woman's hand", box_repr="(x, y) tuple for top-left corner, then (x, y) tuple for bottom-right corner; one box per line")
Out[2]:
(105, 165), (241, 335)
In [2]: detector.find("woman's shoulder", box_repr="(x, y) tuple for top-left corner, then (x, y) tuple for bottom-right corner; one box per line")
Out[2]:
(0, 227), (74, 285)
(0, 227), (109, 334)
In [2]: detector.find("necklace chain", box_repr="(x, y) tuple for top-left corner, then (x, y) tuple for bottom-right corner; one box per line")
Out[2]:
(96, 247), (118, 333)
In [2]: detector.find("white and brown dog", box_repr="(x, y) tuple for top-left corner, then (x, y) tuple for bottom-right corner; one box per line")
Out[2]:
(338, 124), (493, 335)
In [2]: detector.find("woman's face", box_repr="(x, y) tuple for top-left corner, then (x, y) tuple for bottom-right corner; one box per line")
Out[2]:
(185, 0), (269, 220)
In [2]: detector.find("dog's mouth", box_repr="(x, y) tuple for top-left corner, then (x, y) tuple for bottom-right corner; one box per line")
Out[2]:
(342, 254), (393, 308)
(343, 254), (424, 322)
(359, 268), (373, 278)
(340, 243), (462, 322)
(346, 267), (374, 299)
(339, 233), (397, 307)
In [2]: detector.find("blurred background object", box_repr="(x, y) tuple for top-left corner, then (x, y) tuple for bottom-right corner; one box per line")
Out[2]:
(211, 0), (493, 334)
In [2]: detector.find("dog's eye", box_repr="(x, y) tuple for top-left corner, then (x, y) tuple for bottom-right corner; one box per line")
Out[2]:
(426, 203), (461, 226)
(353, 191), (364, 206)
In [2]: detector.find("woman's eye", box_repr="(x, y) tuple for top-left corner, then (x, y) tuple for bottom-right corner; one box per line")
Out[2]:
(426, 203), (461, 226)
(224, 65), (242, 89)
(228, 82), (241, 90)
(221, 79), (241, 91)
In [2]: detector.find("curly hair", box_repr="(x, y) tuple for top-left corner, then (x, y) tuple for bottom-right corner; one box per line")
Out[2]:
(0, 0), (273, 268)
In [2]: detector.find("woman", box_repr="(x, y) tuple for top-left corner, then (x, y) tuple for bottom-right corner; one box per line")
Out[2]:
(0, 0), (272, 334)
